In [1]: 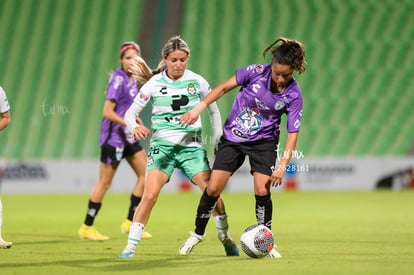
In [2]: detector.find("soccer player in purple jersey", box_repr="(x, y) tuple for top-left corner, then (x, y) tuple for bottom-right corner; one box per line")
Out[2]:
(78, 42), (151, 240)
(180, 37), (306, 258)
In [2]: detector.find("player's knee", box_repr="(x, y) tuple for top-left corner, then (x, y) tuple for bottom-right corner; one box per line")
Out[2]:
(142, 192), (158, 206)
(206, 185), (221, 197)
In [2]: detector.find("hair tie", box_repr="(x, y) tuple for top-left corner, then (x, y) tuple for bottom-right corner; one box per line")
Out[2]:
(120, 44), (139, 57)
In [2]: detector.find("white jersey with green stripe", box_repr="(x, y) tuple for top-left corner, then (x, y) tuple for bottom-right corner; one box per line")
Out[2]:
(125, 69), (221, 147)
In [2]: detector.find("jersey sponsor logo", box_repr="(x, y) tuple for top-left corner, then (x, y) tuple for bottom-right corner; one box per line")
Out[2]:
(255, 98), (270, 110)
(274, 100), (285, 110)
(164, 116), (181, 124)
(171, 94), (189, 111)
(252, 83), (261, 93)
(231, 128), (249, 140)
(238, 108), (262, 133)
(187, 83), (197, 95)
(231, 107), (262, 139)
(159, 86), (167, 94)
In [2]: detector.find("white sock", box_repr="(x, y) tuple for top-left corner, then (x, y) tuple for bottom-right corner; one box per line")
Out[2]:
(214, 214), (229, 237)
(125, 222), (145, 251)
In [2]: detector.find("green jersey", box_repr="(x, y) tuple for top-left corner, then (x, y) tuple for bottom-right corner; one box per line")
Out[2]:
(125, 69), (222, 147)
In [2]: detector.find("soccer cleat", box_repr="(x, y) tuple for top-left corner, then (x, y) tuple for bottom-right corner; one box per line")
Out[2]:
(218, 233), (240, 256)
(120, 219), (132, 234)
(119, 248), (135, 259)
(179, 232), (204, 255)
(141, 231), (153, 239)
(78, 224), (109, 241)
(0, 240), (12, 249)
(267, 247), (282, 258)
(120, 219), (152, 239)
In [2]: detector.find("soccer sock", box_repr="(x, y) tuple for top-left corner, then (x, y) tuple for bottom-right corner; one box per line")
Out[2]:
(125, 222), (144, 252)
(84, 200), (102, 226)
(255, 194), (273, 229)
(214, 214), (229, 237)
(194, 190), (218, 236)
(127, 194), (141, 221)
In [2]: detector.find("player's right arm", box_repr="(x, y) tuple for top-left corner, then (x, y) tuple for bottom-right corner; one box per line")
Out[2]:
(124, 89), (151, 140)
(180, 75), (238, 126)
(102, 99), (126, 126)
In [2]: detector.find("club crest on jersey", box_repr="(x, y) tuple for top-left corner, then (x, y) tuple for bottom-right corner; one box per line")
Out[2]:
(187, 83), (197, 95)
(274, 100), (285, 110)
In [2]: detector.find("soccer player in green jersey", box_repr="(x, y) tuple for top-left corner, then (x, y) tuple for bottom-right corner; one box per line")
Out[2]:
(119, 36), (239, 258)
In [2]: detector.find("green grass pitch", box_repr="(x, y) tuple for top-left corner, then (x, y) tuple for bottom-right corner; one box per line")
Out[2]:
(0, 190), (413, 274)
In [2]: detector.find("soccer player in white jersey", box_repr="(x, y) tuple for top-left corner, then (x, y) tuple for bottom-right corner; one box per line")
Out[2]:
(119, 36), (239, 258)
(0, 86), (12, 249)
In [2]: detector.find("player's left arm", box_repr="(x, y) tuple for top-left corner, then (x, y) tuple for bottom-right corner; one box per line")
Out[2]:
(205, 102), (222, 152)
(200, 81), (223, 150)
(270, 93), (303, 187)
(181, 76), (238, 126)
(270, 131), (299, 187)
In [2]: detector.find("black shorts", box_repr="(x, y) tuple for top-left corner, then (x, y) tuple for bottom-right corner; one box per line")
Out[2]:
(212, 137), (278, 176)
(100, 142), (143, 166)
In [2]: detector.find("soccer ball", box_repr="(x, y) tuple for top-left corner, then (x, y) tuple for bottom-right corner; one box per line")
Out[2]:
(240, 224), (274, 258)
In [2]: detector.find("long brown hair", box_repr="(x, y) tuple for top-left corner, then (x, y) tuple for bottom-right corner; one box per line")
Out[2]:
(263, 37), (306, 74)
(130, 36), (190, 83)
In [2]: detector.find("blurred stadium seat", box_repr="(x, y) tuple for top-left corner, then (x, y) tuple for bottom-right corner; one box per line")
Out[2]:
(181, 0), (414, 156)
(0, 0), (412, 159)
(0, 0), (144, 158)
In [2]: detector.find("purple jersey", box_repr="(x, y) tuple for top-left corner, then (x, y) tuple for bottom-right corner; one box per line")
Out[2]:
(223, 64), (303, 143)
(99, 68), (139, 147)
